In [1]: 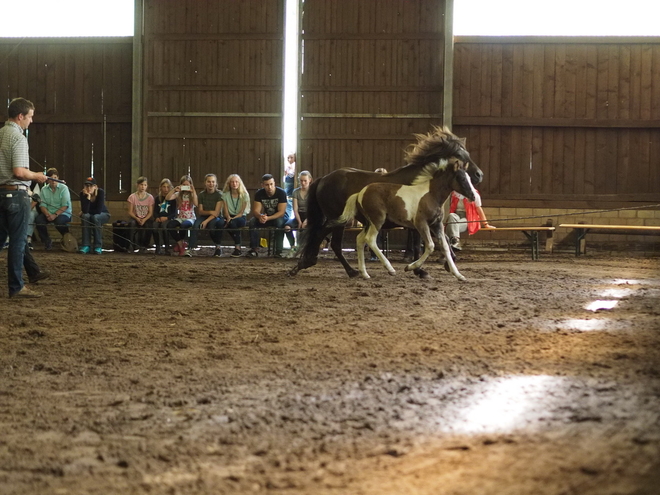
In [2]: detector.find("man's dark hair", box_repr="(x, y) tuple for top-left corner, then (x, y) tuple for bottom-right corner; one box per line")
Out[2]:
(46, 168), (59, 177)
(7, 98), (35, 119)
(261, 174), (274, 182)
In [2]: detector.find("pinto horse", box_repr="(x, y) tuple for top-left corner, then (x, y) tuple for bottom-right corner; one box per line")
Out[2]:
(289, 127), (483, 278)
(335, 160), (475, 280)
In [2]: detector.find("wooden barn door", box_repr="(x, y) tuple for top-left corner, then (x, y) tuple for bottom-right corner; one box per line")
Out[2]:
(139, 0), (285, 191)
(299, 0), (449, 177)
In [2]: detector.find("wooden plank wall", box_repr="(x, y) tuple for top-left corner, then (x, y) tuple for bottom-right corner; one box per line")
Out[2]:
(300, 0), (447, 177)
(0, 38), (132, 199)
(141, 0), (285, 192)
(453, 37), (660, 206)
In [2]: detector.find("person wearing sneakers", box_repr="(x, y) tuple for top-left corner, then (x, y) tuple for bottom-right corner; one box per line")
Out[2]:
(220, 173), (250, 258)
(445, 189), (494, 251)
(78, 177), (110, 255)
(166, 175), (198, 257)
(127, 176), (155, 253)
(0, 97), (49, 299)
(35, 167), (72, 251)
(153, 178), (176, 255)
(190, 173), (225, 257)
(247, 174), (288, 258)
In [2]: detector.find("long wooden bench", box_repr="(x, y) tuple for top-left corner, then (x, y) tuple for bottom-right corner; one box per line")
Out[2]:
(474, 225), (556, 260)
(559, 223), (660, 256)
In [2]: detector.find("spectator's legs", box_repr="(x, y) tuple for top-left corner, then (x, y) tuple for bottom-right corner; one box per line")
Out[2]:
(189, 216), (207, 249)
(209, 217), (225, 247)
(81, 213), (92, 247)
(35, 213), (51, 247)
(26, 208), (38, 238)
(92, 212), (110, 249)
(228, 216), (246, 247)
(54, 214), (71, 236)
(445, 212), (467, 240)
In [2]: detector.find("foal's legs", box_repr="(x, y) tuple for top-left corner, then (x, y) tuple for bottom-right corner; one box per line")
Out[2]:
(405, 223), (435, 273)
(362, 224), (396, 277)
(355, 229), (370, 279)
(438, 224), (466, 281)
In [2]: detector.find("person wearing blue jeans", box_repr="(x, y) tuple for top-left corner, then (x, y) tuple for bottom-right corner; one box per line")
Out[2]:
(190, 174), (224, 257)
(220, 174), (250, 257)
(247, 174), (288, 258)
(35, 167), (72, 250)
(78, 176), (110, 254)
(0, 97), (49, 298)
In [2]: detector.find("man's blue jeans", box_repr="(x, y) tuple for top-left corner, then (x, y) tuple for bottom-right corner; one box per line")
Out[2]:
(0, 189), (30, 295)
(81, 212), (110, 249)
(249, 215), (288, 254)
(36, 212), (71, 244)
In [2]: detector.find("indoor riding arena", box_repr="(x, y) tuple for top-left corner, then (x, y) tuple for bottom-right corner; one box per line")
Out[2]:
(1, 2), (659, 495)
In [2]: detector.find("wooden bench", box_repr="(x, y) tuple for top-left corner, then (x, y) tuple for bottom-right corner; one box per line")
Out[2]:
(559, 223), (660, 256)
(475, 225), (556, 260)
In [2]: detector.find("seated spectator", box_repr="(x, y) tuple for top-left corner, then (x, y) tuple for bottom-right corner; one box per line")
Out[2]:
(78, 177), (110, 254)
(247, 174), (288, 258)
(220, 174), (250, 258)
(153, 178), (176, 255)
(127, 176), (155, 253)
(166, 175), (198, 257)
(284, 170), (312, 255)
(26, 185), (40, 250)
(35, 168), (72, 251)
(190, 173), (225, 257)
(445, 189), (494, 251)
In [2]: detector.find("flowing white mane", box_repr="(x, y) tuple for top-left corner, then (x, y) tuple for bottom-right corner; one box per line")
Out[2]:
(410, 159), (448, 186)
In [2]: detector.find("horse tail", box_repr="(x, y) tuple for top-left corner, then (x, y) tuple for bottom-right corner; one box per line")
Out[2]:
(334, 192), (359, 226)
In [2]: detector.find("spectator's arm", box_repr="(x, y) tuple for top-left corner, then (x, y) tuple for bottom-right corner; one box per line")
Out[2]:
(476, 206), (493, 228)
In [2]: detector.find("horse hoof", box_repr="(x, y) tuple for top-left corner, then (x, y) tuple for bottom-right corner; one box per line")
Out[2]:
(457, 275), (467, 282)
(362, 274), (371, 280)
(347, 269), (361, 278)
(388, 270), (396, 276)
(443, 261), (450, 273)
(288, 266), (299, 277)
(413, 268), (431, 279)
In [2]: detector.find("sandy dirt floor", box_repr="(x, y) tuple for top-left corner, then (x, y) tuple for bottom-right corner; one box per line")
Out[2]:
(1, 247), (659, 495)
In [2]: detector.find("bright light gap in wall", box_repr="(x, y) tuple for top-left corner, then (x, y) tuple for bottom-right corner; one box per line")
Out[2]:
(0, 0), (134, 37)
(282, 0), (300, 174)
(454, 0), (660, 36)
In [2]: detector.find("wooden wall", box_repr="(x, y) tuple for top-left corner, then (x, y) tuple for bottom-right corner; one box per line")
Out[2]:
(140, 0), (285, 191)
(0, 38), (132, 199)
(299, 0), (448, 177)
(453, 37), (660, 206)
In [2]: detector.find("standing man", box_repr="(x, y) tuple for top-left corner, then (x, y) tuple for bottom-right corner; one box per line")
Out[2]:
(0, 97), (49, 298)
(247, 174), (289, 258)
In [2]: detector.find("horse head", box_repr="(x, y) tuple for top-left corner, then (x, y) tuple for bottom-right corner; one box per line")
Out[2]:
(405, 126), (483, 186)
(449, 164), (476, 203)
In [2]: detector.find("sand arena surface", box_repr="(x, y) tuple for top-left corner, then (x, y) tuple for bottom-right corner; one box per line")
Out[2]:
(1, 249), (659, 494)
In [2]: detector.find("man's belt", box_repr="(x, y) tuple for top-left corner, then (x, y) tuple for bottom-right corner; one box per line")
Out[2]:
(0, 184), (28, 191)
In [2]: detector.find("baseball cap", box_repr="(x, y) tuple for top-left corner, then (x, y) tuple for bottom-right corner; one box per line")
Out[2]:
(84, 177), (97, 185)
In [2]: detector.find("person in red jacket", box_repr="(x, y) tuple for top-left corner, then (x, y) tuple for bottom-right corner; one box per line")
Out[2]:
(445, 190), (494, 250)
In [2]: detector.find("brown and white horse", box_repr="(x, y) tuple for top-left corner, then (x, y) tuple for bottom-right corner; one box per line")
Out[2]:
(335, 158), (476, 280)
(289, 127), (483, 278)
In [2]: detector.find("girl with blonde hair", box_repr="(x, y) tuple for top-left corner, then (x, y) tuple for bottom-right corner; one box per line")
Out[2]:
(220, 174), (250, 257)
